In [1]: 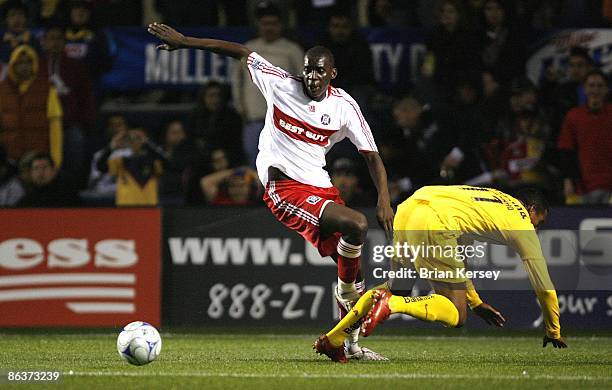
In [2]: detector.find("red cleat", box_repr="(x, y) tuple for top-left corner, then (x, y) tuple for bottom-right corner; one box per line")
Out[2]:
(360, 289), (391, 337)
(313, 335), (347, 363)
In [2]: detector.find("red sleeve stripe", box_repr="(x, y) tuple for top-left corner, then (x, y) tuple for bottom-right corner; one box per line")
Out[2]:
(346, 96), (376, 150)
(261, 64), (287, 78)
(247, 54), (291, 80)
(247, 56), (286, 77)
(246, 56), (255, 82)
(247, 56), (284, 78)
(254, 64), (287, 79)
(246, 58), (255, 82)
(331, 90), (376, 150)
(261, 69), (286, 78)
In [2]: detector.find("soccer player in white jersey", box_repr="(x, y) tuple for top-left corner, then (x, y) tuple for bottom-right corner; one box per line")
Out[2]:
(148, 23), (395, 360)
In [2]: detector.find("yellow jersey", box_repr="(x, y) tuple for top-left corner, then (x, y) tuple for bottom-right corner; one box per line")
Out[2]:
(402, 185), (561, 338)
(108, 156), (162, 206)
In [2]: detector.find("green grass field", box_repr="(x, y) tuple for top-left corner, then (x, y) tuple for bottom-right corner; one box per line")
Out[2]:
(1, 329), (611, 390)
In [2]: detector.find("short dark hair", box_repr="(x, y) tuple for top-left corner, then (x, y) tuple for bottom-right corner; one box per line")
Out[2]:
(29, 152), (54, 168)
(106, 114), (129, 128)
(44, 24), (65, 36)
(198, 80), (229, 106)
(305, 45), (335, 67)
(4, 0), (28, 15)
(569, 46), (593, 65)
(165, 118), (184, 128)
(203, 80), (227, 95)
(509, 76), (536, 96)
(436, 0), (465, 22)
(514, 187), (549, 215)
(255, 2), (282, 20)
(584, 69), (609, 85)
(328, 7), (351, 22)
(483, 0), (512, 22)
(70, 0), (93, 10)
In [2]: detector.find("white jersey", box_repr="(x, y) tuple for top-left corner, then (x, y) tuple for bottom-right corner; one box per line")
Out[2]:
(246, 52), (378, 188)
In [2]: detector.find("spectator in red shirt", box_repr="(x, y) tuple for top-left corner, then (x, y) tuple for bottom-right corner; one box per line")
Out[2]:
(557, 69), (612, 204)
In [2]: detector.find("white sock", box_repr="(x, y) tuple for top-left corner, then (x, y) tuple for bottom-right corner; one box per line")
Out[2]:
(347, 280), (366, 347)
(337, 278), (356, 294)
(347, 327), (360, 347)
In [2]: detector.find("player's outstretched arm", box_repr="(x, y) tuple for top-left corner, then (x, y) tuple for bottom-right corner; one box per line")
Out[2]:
(147, 22), (251, 60)
(512, 230), (566, 347)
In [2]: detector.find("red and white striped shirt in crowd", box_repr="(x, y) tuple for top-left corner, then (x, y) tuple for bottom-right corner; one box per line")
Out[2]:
(246, 52), (378, 188)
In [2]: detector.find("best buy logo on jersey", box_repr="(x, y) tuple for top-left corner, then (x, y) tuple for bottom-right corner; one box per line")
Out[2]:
(278, 118), (305, 135)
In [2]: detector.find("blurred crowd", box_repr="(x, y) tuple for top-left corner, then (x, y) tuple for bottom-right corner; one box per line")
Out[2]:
(0, 0), (610, 208)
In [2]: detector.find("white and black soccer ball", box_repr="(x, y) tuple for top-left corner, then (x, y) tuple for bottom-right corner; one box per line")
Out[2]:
(117, 321), (162, 366)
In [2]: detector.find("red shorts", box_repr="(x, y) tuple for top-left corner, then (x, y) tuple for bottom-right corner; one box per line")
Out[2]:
(263, 179), (344, 257)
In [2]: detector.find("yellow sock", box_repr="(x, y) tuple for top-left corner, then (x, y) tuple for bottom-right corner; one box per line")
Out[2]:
(325, 289), (377, 347)
(388, 294), (459, 327)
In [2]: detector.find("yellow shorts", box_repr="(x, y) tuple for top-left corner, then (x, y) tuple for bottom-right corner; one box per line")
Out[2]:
(393, 198), (467, 283)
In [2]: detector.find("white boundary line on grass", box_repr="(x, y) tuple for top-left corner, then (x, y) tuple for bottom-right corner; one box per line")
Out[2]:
(4, 333), (612, 341)
(69, 371), (612, 382)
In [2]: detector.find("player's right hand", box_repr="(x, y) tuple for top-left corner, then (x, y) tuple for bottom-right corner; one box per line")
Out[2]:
(472, 302), (505, 327)
(376, 203), (394, 242)
(148, 22), (185, 51)
(543, 335), (568, 348)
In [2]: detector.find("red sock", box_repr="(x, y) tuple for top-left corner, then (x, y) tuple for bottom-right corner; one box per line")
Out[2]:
(336, 237), (362, 283)
(337, 256), (360, 283)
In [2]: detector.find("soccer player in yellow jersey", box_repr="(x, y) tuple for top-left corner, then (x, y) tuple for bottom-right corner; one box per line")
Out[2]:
(314, 185), (567, 363)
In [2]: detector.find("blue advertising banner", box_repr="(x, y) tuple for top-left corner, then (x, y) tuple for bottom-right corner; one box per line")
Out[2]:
(3, 27), (609, 91)
(101, 26), (426, 91)
(101, 27), (612, 92)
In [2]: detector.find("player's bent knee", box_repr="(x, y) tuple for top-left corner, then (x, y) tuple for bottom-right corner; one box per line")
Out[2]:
(353, 213), (369, 236)
(345, 214), (368, 243)
(339, 212), (368, 242)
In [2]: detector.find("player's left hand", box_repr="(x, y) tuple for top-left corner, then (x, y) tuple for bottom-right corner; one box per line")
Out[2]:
(543, 335), (568, 348)
(376, 203), (394, 241)
(148, 22), (185, 51)
(473, 302), (505, 327)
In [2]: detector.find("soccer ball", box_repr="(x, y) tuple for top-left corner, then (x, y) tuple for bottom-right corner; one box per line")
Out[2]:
(116, 321), (162, 366)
